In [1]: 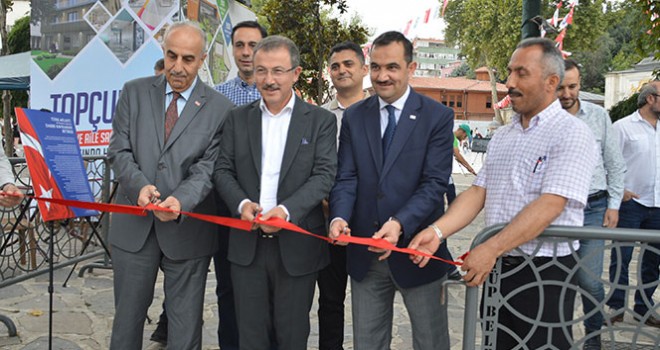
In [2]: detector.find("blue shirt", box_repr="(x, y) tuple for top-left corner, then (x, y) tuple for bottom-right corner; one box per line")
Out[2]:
(214, 76), (261, 106)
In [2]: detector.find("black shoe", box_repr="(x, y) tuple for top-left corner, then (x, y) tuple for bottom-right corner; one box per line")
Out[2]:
(603, 311), (623, 325)
(448, 269), (462, 281)
(150, 321), (168, 345)
(633, 315), (660, 329)
(583, 334), (601, 350)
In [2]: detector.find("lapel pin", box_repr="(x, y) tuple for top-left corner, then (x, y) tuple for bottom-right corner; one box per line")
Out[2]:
(301, 137), (309, 145)
(194, 100), (201, 106)
(410, 115), (417, 120)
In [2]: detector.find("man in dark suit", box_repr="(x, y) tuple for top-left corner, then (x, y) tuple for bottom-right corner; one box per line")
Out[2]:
(329, 31), (454, 350)
(107, 21), (233, 349)
(214, 35), (337, 350)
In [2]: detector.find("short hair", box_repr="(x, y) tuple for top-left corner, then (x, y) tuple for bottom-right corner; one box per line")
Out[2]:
(637, 81), (659, 108)
(328, 41), (365, 65)
(154, 58), (164, 71)
(253, 35), (300, 68)
(372, 31), (413, 64)
(231, 20), (267, 43)
(564, 58), (580, 75)
(163, 21), (206, 53)
(516, 37), (564, 84)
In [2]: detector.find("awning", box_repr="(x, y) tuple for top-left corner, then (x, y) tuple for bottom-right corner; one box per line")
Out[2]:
(0, 51), (30, 90)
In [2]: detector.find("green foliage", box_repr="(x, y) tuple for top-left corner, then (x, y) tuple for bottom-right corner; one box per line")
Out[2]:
(609, 93), (638, 123)
(449, 62), (475, 79)
(7, 15), (28, 53)
(444, 0), (521, 81)
(256, 0), (369, 104)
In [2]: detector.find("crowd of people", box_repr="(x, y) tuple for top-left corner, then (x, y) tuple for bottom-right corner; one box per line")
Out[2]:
(6, 18), (648, 350)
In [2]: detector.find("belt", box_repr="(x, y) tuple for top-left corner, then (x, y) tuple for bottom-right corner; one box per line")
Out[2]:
(588, 190), (608, 202)
(257, 229), (278, 239)
(501, 255), (551, 267)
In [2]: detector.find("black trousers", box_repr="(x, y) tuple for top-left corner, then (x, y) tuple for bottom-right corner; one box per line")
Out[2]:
(316, 243), (348, 350)
(484, 254), (577, 350)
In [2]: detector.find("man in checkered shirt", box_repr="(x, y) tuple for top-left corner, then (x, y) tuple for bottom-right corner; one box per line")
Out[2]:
(408, 38), (598, 349)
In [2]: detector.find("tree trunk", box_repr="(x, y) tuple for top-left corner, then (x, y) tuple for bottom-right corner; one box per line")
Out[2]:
(486, 66), (501, 124)
(0, 0), (14, 157)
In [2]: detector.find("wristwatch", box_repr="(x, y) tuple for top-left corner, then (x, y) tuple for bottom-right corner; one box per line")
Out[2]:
(428, 223), (444, 244)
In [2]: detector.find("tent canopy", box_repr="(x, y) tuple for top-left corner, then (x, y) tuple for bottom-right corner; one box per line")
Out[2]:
(0, 52), (30, 90)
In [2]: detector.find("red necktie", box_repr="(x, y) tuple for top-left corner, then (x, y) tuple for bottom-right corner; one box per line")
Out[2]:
(165, 91), (181, 142)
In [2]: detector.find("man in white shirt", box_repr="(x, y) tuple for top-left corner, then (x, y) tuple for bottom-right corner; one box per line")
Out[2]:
(606, 81), (660, 329)
(409, 37), (597, 349)
(557, 58), (626, 348)
(214, 35), (337, 349)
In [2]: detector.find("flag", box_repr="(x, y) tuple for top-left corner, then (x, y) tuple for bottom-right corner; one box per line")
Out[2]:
(495, 95), (511, 110)
(442, 0), (449, 17)
(555, 28), (567, 51)
(558, 6), (574, 31)
(424, 8), (431, 23)
(403, 20), (412, 36)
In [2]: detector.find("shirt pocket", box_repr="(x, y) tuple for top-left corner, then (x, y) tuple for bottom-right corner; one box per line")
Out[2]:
(627, 135), (648, 155)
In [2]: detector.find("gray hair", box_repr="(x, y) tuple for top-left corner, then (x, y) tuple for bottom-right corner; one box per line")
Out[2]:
(516, 37), (565, 84)
(253, 35), (300, 68)
(637, 82), (659, 108)
(163, 21), (207, 54)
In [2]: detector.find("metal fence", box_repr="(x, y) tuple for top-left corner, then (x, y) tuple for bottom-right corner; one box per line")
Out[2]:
(0, 156), (112, 335)
(462, 225), (660, 350)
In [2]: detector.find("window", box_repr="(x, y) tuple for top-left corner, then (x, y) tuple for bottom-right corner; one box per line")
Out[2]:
(457, 99), (462, 108)
(68, 11), (78, 21)
(449, 95), (455, 108)
(486, 98), (492, 109)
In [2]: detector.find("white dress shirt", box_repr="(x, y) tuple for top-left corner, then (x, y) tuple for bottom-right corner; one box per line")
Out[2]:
(613, 110), (660, 208)
(258, 93), (295, 213)
(377, 86), (411, 136)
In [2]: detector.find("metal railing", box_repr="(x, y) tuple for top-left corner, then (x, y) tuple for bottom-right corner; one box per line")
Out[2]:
(0, 156), (112, 335)
(462, 224), (660, 350)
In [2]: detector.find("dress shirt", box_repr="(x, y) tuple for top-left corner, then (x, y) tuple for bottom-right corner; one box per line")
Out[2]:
(575, 99), (625, 209)
(165, 78), (197, 116)
(322, 90), (370, 145)
(474, 100), (597, 257)
(613, 110), (660, 208)
(258, 93), (295, 216)
(215, 76), (261, 106)
(377, 86), (411, 136)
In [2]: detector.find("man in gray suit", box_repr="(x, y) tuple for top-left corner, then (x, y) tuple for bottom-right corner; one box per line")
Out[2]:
(214, 35), (337, 350)
(108, 21), (233, 349)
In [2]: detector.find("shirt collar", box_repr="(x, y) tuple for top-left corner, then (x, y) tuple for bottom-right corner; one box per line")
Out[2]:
(378, 86), (411, 112)
(512, 99), (562, 130)
(259, 90), (296, 117)
(165, 77), (197, 101)
(234, 76), (255, 88)
(330, 90), (371, 110)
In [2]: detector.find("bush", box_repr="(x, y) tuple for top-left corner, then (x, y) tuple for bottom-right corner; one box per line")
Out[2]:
(47, 62), (69, 79)
(609, 93), (639, 123)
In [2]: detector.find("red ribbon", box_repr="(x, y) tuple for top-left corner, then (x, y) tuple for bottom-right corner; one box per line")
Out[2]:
(11, 193), (466, 266)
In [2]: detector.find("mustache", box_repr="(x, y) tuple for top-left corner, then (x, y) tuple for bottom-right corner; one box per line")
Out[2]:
(262, 83), (278, 90)
(508, 88), (522, 97)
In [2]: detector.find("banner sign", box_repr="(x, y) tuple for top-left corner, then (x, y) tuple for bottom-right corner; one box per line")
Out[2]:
(15, 108), (99, 221)
(29, 0), (255, 155)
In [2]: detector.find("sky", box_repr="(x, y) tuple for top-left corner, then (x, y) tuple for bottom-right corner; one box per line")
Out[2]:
(341, 0), (447, 41)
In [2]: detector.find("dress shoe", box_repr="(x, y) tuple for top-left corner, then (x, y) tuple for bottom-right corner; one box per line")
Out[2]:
(603, 312), (623, 325)
(583, 334), (601, 350)
(150, 321), (168, 345)
(447, 269), (462, 281)
(633, 315), (660, 329)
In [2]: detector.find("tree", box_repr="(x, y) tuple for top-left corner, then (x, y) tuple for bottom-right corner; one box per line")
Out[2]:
(7, 15), (28, 145)
(1, 0), (13, 156)
(444, 0), (522, 121)
(256, 0), (369, 104)
(449, 62), (475, 79)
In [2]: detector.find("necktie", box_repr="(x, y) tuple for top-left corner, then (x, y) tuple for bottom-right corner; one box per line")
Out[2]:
(382, 105), (397, 158)
(165, 91), (181, 142)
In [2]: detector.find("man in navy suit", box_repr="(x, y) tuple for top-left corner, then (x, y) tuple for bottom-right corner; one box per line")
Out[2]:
(328, 31), (454, 350)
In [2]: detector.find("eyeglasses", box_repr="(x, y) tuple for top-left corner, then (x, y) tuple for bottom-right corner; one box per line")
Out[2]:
(254, 66), (296, 78)
(653, 93), (660, 98)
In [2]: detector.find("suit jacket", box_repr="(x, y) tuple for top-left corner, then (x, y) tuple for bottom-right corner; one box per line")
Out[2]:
(329, 88), (454, 288)
(108, 75), (233, 260)
(214, 96), (337, 276)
